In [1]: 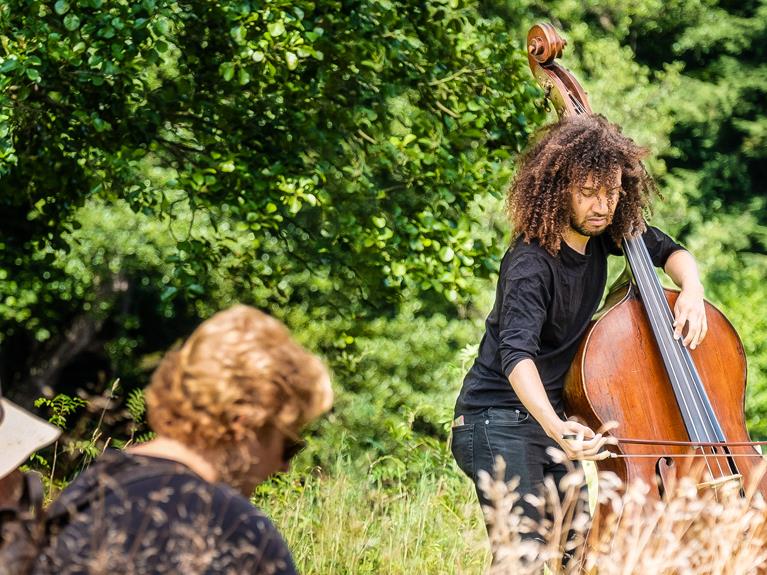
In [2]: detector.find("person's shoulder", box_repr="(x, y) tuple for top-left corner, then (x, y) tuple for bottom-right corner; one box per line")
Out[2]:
(51, 449), (144, 503)
(101, 450), (206, 487)
(208, 482), (284, 538)
(207, 483), (297, 572)
(504, 237), (555, 275)
(509, 236), (554, 259)
(46, 449), (206, 533)
(642, 225), (681, 244)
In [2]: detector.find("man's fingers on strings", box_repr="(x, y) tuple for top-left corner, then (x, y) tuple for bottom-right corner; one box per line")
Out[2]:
(694, 321), (708, 349)
(689, 326), (701, 349)
(691, 314), (708, 349)
(687, 312), (706, 347)
(673, 310), (688, 341)
(686, 320), (697, 347)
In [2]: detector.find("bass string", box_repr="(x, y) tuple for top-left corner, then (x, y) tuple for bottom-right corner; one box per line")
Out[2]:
(632, 237), (726, 443)
(623, 238), (711, 440)
(631, 238), (738, 481)
(623, 237), (727, 482)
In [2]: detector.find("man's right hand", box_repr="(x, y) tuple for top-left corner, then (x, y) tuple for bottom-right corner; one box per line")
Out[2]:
(508, 359), (616, 461)
(549, 419), (614, 461)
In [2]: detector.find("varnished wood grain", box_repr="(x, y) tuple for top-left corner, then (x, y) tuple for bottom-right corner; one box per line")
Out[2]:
(565, 284), (767, 497)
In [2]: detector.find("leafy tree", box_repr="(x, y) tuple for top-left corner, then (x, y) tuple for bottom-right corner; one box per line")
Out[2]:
(1, 2), (549, 477)
(0, 0), (543, 317)
(1, 0), (546, 410)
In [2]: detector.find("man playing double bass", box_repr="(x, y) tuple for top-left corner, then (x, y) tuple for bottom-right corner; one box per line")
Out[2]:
(450, 113), (708, 537)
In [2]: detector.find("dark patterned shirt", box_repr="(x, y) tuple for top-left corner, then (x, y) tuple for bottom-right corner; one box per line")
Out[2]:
(36, 449), (298, 575)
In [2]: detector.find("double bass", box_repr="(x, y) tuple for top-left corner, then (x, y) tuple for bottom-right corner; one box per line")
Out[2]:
(526, 22), (767, 499)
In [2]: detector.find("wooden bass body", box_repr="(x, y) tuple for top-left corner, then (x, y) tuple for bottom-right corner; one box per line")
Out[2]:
(565, 278), (767, 497)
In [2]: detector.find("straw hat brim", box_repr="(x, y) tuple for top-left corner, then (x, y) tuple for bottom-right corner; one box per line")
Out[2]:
(0, 398), (61, 480)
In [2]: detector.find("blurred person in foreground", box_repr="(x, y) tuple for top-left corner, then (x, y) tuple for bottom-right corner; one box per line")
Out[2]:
(35, 305), (333, 575)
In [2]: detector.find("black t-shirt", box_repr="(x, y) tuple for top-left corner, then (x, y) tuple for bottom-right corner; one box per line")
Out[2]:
(455, 227), (683, 416)
(36, 450), (298, 575)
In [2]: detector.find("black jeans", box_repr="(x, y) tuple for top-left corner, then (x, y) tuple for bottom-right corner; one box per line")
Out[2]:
(451, 406), (580, 539)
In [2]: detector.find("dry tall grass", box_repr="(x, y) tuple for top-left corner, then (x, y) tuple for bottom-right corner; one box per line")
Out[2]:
(481, 455), (767, 575)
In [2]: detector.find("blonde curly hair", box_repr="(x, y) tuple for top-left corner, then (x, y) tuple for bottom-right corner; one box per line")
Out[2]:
(145, 305), (332, 453)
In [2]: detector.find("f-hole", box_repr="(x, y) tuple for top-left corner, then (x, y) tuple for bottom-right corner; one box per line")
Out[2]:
(656, 456), (677, 497)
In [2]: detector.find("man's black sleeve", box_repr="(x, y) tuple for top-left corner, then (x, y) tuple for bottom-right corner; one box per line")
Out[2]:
(642, 226), (685, 267)
(498, 253), (553, 377)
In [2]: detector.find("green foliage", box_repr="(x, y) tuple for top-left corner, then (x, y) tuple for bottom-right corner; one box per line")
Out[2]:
(26, 383), (156, 497)
(34, 394), (87, 429)
(125, 387), (146, 423)
(0, 0), (543, 318)
(29, 392), (90, 498)
(0, 4), (543, 457)
(0, 197), (200, 399)
(5, 2), (767, 533)
(122, 387), (156, 446)
(279, 295), (488, 481)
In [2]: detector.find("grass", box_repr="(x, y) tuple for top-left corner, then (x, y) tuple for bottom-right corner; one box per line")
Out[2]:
(255, 456), (767, 575)
(253, 465), (491, 575)
(31, 387), (767, 575)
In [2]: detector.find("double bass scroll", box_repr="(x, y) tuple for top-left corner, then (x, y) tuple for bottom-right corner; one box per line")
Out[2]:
(527, 23), (592, 118)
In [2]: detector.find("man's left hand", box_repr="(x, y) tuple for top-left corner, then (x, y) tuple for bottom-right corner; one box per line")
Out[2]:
(673, 284), (707, 350)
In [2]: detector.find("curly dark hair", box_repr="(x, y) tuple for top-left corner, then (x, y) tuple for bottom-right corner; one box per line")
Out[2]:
(506, 114), (658, 255)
